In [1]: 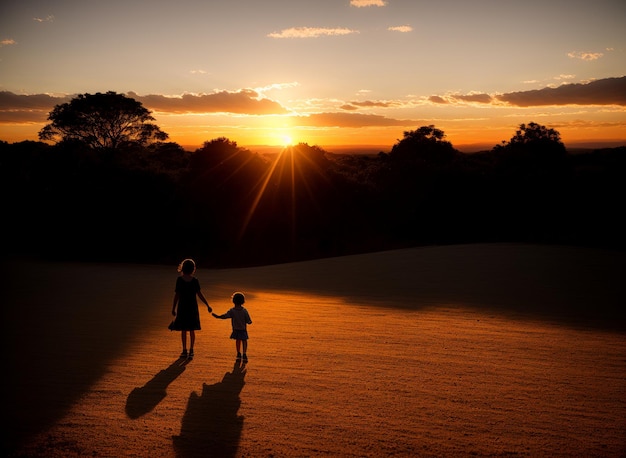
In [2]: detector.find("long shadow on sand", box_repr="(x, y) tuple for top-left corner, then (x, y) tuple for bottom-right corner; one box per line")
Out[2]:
(0, 259), (175, 454)
(173, 361), (247, 458)
(126, 358), (189, 419)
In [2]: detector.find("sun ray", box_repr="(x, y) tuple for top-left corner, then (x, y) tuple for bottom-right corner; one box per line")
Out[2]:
(237, 143), (332, 249)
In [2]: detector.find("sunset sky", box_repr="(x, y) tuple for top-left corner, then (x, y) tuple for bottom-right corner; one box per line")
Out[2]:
(1, 0), (625, 152)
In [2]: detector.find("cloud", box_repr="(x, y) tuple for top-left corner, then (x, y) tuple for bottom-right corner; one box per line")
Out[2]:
(0, 92), (71, 124)
(293, 112), (417, 128)
(340, 100), (400, 110)
(427, 77), (626, 107)
(454, 93), (493, 104)
(388, 25), (413, 33)
(130, 90), (290, 115)
(428, 96), (448, 104)
(254, 82), (300, 94)
(567, 51), (604, 61)
(428, 93), (492, 105)
(1, 39), (16, 47)
(497, 77), (626, 107)
(350, 0), (386, 6)
(267, 27), (358, 38)
(0, 91), (70, 110)
(0, 89), (290, 125)
(33, 15), (54, 23)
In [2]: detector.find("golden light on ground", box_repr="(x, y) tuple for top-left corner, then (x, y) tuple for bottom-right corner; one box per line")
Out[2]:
(7, 245), (626, 457)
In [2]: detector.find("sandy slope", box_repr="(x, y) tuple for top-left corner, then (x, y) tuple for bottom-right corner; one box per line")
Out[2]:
(1, 243), (625, 457)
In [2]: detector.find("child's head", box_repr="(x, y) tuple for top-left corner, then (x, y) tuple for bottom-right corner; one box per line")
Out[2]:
(178, 258), (196, 275)
(232, 292), (245, 306)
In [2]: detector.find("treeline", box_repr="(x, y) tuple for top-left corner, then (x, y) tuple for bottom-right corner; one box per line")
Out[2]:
(1, 128), (624, 267)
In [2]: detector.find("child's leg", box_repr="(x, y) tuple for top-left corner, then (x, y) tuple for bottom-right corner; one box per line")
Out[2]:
(236, 339), (242, 353)
(242, 339), (248, 355)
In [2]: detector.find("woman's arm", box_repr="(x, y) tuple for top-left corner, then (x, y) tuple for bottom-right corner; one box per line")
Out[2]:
(172, 292), (179, 316)
(197, 290), (212, 312)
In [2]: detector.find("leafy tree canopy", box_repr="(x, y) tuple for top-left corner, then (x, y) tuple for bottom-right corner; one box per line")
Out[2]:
(494, 122), (566, 155)
(39, 91), (168, 150)
(389, 125), (457, 163)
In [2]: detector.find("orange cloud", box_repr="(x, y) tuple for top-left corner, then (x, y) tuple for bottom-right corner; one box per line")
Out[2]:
(267, 27), (358, 38)
(388, 25), (413, 33)
(129, 90), (289, 115)
(292, 112), (418, 128)
(350, 0), (386, 6)
(341, 100), (400, 110)
(567, 51), (604, 61)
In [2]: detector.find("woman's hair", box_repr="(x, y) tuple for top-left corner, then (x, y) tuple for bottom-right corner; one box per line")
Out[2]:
(178, 258), (196, 275)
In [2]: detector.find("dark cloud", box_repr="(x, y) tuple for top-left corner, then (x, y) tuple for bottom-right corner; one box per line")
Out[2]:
(130, 90), (290, 115)
(454, 93), (492, 104)
(0, 91), (70, 110)
(497, 76), (626, 107)
(0, 90), (289, 123)
(428, 95), (448, 104)
(0, 92), (71, 123)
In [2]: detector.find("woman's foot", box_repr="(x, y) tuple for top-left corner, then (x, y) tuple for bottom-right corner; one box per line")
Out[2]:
(188, 349), (194, 359)
(180, 350), (188, 358)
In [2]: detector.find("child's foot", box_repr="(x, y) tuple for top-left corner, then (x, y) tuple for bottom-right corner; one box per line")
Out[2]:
(180, 350), (188, 358)
(188, 349), (194, 359)
(242, 354), (248, 362)
(236, 352), (242, 360)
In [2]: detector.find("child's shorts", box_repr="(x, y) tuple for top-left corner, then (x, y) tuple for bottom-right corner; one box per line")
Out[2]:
(230, 330), (249, 340)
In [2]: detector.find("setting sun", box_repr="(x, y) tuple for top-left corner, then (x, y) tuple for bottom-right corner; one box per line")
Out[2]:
(282, 135), (293, 146)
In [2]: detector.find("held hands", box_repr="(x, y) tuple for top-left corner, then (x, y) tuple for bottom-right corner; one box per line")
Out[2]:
(212, 312), (219, 318)
(206, 304), (213, 313)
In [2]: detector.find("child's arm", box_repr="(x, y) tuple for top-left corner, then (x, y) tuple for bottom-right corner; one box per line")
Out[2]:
(212, 312), (228, 319)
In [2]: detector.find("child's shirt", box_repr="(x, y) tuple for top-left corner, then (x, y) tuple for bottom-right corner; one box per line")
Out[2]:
(224, 307), (252, 330)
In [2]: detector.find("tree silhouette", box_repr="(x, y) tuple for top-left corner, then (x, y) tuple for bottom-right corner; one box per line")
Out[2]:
(493, 122), (566, 164)
(388, 125), (457, 164)
(39, 91), (168, 150)
(500, 122), (563, 146)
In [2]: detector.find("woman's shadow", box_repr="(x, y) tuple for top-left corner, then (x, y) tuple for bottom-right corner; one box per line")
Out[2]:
(173, 360), (247, 458)
(125, 357), (189, 419)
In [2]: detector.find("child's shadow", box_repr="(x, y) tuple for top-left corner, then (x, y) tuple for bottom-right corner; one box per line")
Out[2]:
(125, 358), (189, 419)
(173, 361), (247, 458)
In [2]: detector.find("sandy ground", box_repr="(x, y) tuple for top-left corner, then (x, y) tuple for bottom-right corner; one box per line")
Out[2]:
(1, 243), (625, 457)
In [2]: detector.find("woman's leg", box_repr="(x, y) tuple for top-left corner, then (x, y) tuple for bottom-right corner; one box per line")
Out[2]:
(181, 331), (187, 350)
(189, 330), (195, 351)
